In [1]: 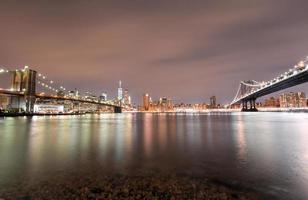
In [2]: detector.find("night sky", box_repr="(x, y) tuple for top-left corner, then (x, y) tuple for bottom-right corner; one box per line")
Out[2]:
(1, 0), (308, 104)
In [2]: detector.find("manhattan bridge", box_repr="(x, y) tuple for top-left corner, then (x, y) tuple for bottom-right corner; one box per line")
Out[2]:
(230, 57), (308, 111)
(0, 66), (124, 113)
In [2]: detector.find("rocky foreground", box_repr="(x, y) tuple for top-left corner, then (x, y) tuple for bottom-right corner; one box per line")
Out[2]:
(0, 174), (258, 200)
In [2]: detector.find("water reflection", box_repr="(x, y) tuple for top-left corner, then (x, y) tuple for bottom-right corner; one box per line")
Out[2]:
(0, 113), (308, 199)
(235, 114), (247, 165)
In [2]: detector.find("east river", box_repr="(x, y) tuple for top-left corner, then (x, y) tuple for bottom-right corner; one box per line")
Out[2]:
(0, 113), (307, 199)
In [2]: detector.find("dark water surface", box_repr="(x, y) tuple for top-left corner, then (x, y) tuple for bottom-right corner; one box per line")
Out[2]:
(0, 113), (307, 199)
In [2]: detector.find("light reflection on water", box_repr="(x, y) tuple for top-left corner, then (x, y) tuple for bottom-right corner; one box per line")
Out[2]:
(0, 113), (308, 199)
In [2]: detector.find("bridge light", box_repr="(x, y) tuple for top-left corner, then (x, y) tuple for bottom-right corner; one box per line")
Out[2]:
(38, 73), (42, 77)
(50, 81), (53, 84)
(43, 76), (46, 79)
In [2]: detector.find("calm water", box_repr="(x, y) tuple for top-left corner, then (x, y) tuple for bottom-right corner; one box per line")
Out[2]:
(0, 113), (307, 199)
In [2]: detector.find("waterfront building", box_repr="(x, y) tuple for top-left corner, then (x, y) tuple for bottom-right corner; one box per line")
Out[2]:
(57, 90), (65, 97)
(159, 97), (168, 112)
(279, 92), (307, 108)
(34, 104), (64, 113)
(0, 95), (8, 110)
(68, 89), (79, 98)
(117, 80), (123, 101)
(143, 93), (150, 111)
(210, 96), (217, 109)
(264, 97), (280, 107)
(124, 89), (130, 105)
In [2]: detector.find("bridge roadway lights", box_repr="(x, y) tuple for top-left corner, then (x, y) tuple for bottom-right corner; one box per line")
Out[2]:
(241, 99), (258, 112)
(114, 106), (122, 113)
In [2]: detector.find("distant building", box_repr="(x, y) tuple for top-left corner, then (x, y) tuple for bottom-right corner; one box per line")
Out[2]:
(0, 95), (8, 110)
(210, 96), (216, 109)
(68, 89), (79, 97)
(34, 104), (64, 113)
(279, 92), (307, 108)
(167, 98), (173, 110)
(159, 97), (168, 112)
(124, 89), (130, 105)
(99, 92), (107, 102)
(117, 80), (123, 101)
(57, 90), (65, 97)
(264, 97), (279, 107)
(143, 93), (150, 111)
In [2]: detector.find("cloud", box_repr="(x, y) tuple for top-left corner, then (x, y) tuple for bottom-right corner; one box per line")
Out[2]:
(1, 0), (308, 104)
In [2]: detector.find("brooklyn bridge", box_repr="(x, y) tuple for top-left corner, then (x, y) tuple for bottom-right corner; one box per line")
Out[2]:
(0, 66), (123, 114)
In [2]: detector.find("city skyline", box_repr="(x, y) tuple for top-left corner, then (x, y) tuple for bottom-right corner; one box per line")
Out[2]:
(1, 1), (308, 104)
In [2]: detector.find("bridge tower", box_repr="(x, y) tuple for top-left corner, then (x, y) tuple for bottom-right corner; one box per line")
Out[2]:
(114, 106), (122, 113)
(9, 68), (37, 113)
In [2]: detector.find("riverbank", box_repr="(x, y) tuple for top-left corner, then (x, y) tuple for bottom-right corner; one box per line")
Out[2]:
(0, 174), (258, 200)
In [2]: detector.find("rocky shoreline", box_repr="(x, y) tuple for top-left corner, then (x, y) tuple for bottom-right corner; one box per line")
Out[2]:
(0, 174), (258, 200)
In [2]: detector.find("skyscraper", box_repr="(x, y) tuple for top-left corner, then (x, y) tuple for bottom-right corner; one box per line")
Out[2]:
(124, 89), (130, 105)
(99, 92), (107, 102)
(143, 93), (150, 111)
(279, 92), (307, 107)
(117, 80), (123, 101)
(210, 96), (216, 109)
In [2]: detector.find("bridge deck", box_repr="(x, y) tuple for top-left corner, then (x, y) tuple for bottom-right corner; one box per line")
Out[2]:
(0, 90), (119, 107)
(232, 68), (308, 105)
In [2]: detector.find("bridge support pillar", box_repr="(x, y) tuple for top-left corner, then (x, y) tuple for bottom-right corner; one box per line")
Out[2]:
(241, 100), (248, 111)
(241, 99), (258, 112)
(24, 69), (36, 113)
(25, 95), (36, 113)
(9, 68), (37, 113)
(252, 99), (256, 110)
(114, 106), (122, 113)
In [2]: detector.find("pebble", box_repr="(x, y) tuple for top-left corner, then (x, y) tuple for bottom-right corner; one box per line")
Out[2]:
(0, 174), (258, 200)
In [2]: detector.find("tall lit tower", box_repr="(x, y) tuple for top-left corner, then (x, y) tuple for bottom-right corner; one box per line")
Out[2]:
(143, 93), (150, 111)
(117, 80), (123, 101)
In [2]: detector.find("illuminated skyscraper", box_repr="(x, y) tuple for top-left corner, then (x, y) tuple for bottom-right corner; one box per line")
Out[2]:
(99, 92), (107, 102)
(143, 93), (150, 111)
(124, 89), (130, 105)
(279, 92), (307, 107)
(210, 96), (216, 109)
(117, 80), (123, 101)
